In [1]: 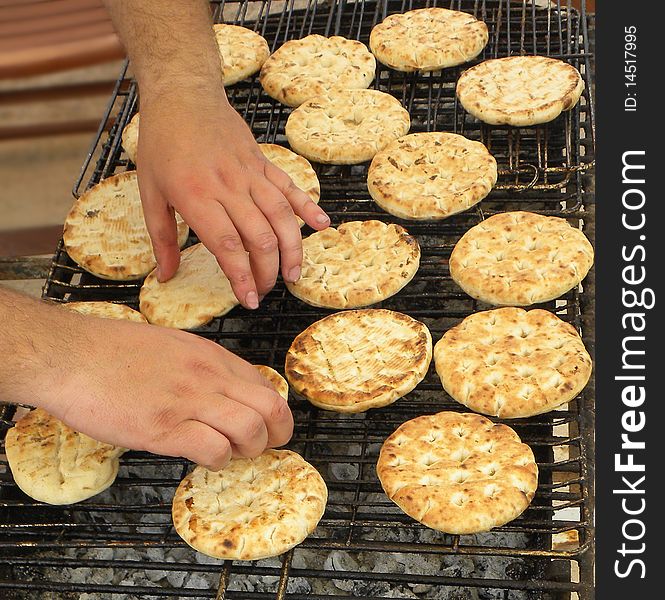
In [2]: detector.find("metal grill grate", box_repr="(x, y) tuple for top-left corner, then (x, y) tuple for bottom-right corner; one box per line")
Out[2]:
(1, 1), (595, 598)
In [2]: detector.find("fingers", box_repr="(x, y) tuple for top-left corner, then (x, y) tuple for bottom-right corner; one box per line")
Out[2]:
(249, 177), (303, 284)
(222, 379), (294, 449)
(137, 184), (181, 282)
(177, 200), (258, 309)
(221, 194), (281, 296)
(264, 160), (330, 231)
(197, 394), (269, 459)
(162, 420), (232, 471)
(143, 156), (329, 305)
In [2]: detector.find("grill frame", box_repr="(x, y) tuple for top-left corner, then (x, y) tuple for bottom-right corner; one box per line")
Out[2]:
(0, 1), (595, 598)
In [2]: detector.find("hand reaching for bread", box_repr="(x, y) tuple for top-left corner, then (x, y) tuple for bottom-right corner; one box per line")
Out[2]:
(1, 288), (293, 471)
(135, 90), (330, 309)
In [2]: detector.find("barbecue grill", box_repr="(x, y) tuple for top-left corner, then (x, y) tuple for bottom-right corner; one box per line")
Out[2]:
(0, 0), (595, 598)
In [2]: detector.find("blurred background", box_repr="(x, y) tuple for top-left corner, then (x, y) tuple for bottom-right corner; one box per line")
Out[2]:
(1, 0), (126, 294)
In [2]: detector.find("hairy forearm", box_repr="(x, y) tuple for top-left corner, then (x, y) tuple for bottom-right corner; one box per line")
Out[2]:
(103, 0), (223, 100)
(0, 287), (76, 409)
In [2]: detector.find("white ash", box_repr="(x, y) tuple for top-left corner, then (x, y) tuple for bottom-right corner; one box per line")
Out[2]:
(18, 459), (538, 600)
(286, 576), (312, 594)
(14, 540), (537, 600)
(330, 461), (360, 481)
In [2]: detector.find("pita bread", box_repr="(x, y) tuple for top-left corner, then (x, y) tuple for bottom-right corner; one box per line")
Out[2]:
(285, 309), (432, 413)
(63, 171), (189, 281)
(434, 308), (592, 417)
(370, 8), (488, 71)
(65, 301), (146, 323)
(139, 243), (238, 329)
(172, 450), (327, 560)
(457, 56), (584, 126)
(368, 132), (497, 220)
(5, 408), (124, 505)
(213, 24), (270, 86)
(285, 220), (420, 309)
(259, 144), (320, 226)
(377, 411), (538, 534)
(285, 89), (410, 164)
(449, 211), (594, 305)
(260, 34), (375, 106)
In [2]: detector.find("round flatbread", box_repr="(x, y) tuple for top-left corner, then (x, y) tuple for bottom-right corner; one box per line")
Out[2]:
(259, 144), (320, 226)
(65, 301), (147, 323)
(213, 24), (270, 86)
(256, 365), (289, 401)
(370, 8), (488, 72)
(172, 449), (327, 560)
(377, 411), (538, 534)
(139, 243), (238, 329)
(5, 408), (125, 505)
(260, 34), (375, 107)
(368, 132), (497, 220)
(121, 113), (139, 163)
(456, 55), (585, 126)
(285, 89), (411, 164)
(63, 171), (189, 281)
(449, 211), (594, 306)
(285, 309), (432, 413)
(285, 220), (420, 309)
(434, 308), (592, 418)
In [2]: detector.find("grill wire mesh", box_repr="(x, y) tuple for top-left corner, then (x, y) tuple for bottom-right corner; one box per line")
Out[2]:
(0, 0), (595, 598)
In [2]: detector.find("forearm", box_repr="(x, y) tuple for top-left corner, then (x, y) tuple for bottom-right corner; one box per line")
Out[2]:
(0, 287), (75, 409)
(103, 0), (224, 101)
(103, 0), (329, 307)
(0, 285), (293, 466)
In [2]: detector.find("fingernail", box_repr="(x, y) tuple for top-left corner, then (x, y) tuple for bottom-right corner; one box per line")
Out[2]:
(288, 266), (301, 283)
(316, 213), (330, 225)
(245, 291), (259, 309)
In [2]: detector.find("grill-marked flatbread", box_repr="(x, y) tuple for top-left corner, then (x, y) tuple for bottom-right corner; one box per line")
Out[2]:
(65, 301), (147, 323)
(63, 171), (189, 281)
(377, 411), (538, 534)
(285, 309), (432, 413)
(256, 365), (289, 401)
(368, 132), (497, 220)
(121, 113), (139, 164)
(285, 89), (410, 164)
(5, 409), (125, 505)
(259, 144), (320, 226)
(213, 24), (270, 86)
(285, 220), (420, 309)
(139, 243), (238, 329)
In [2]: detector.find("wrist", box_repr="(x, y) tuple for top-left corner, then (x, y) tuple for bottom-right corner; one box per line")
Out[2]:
(0, 290), (80, 415)
(138, 74), (230, 114)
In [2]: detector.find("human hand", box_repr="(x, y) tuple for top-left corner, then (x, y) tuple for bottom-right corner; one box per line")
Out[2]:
(136, 87), (330, 310)
(32, 311), (293, 471)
